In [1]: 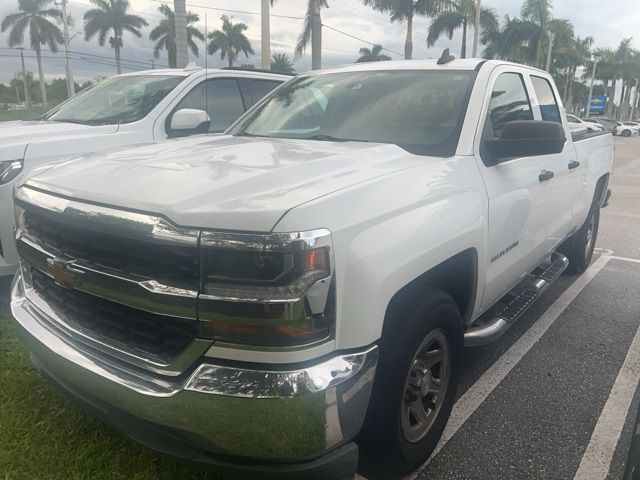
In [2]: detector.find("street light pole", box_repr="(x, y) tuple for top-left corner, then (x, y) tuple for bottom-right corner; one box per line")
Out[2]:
(586, 59), (598, 118)
(57, 0), (75, 97)
(472, 0), (481, 58)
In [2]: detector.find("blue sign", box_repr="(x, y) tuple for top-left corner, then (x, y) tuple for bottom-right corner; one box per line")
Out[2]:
(588, 95), (607, 114)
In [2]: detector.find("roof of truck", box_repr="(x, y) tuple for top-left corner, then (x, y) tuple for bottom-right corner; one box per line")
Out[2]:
(310, 58), (548, 76)
(116, 66), (290, 79)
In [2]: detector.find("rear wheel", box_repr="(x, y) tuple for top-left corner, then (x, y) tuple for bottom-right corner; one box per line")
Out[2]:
(358, 287), (463, 479)
(561, 205), (600, 274)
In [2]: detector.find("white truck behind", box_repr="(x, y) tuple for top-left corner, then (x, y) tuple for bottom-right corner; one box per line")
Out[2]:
(10, 58), (613, 479)
(0, 67), (288, 276)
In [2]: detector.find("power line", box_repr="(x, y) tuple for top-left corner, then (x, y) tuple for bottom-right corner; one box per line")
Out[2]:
(150, 0), (305, 20)
(322, 24), (404, 57)
(0, 54), (143, 71)
(0, 47), (169, 68)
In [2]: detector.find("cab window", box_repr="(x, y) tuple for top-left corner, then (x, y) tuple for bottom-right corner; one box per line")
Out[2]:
(248, 79), (283, 105)
(531, 76), (562, 123)
(174, 78), (246, 132)
(486, 73), (534, 138)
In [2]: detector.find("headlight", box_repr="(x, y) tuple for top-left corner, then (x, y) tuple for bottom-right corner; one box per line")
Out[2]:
(198, 229), (334, 348)
(0, 159), (23, 185)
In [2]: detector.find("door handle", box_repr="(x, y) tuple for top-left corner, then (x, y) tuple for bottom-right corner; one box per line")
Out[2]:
(568, 160), (581, 170)
(539, 170), (555, 182)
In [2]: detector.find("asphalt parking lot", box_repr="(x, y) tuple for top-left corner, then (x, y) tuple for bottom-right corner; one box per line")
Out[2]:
(1, 137), (639, 480)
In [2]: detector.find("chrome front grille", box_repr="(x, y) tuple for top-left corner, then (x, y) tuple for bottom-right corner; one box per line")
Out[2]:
(30, 267), (197, 362)
(19, 197), (199, 289)
(14, 185), (208, 373)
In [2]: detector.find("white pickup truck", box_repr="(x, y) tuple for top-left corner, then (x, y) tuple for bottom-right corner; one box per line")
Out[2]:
(0, 67), (288, 276)
(10, 58), (613, 479)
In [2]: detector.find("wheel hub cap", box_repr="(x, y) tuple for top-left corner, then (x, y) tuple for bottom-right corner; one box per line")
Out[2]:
(401, 329), (450, 443)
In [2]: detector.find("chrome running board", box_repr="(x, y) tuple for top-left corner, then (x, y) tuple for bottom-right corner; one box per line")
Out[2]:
(464, 252), (569, 347)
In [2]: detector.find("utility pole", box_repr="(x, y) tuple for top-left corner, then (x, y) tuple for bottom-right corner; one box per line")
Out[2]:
(174, 0), (188, 68)
(55, 0), (74, 97)
(545, 32), (555, 72)
(472, 0), (481, 58)
(19, 48), (31, 108)
(261, 0), (271, 69)
(586, 59), (597, 118)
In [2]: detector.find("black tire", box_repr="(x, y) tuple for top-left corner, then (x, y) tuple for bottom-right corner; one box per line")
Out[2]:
(358, 287), (463, 479)
(561, 205), (600, 274)
(623, 129), (632, 137)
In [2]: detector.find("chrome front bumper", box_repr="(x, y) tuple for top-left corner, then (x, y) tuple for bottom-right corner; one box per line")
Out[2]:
(10, 272), (378, 467)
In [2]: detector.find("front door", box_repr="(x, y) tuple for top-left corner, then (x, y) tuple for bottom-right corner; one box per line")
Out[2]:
(476, 69), (558, 311)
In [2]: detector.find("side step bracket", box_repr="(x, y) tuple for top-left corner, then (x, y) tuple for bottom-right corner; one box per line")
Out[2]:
(464, 252), (569, 347)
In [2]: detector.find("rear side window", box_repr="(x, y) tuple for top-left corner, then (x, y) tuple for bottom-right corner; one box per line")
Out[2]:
(175, 78), (246, 132)
(567, 115), (580, 124)
(531, 76), (561, 123)
(487, 73), (533, 137)
(249, 79), (283, 104)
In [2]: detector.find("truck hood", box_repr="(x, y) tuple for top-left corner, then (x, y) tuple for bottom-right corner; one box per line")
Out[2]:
(0, 120), (117, 143)
(0, 120), (118, 161)
(23, 135), (423, 231)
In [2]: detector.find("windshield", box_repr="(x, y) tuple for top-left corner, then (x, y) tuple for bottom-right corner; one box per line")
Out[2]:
(50, 75), (183, 125)
(228, 70), (475, 156)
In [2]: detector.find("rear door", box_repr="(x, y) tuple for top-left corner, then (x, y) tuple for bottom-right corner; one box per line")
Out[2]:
(528, 74), (581, 248)
(475, 67), (558, 311)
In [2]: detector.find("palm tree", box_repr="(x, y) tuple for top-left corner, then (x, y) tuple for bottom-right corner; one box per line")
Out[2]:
(261, 0), (277, 69)
(208, 15), (254, 67)
(520, 0), (552, 67)
(356, 44), (392, 62)
(271, 52), (295, 73)
(482, 15), (527, 62)
(362, 0), (439, 60)
(554, 34), (591, 111)
(1, 0), (63, 108)
(427, 0), (498, 59)
(149, 5), (203, 68)
(10, 74), (24, 103)
(614, 39), (636, 119)
(592, 47), (616, 114)
(295, 0), (328, 70)
(83, 0), (148, 74)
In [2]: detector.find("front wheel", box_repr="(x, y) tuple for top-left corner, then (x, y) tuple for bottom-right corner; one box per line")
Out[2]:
(358, 287), (463, 479)
(623, 129), (632, 137)
(561, 205), (600, 274)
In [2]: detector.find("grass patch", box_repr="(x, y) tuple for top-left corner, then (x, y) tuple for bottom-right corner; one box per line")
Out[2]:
(0, 278), (226, 480)
(0, 108), (46, 122)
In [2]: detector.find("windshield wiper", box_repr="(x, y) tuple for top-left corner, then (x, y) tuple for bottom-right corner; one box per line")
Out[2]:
(301, 134), (371, 143)
(234, 132), (270, 138)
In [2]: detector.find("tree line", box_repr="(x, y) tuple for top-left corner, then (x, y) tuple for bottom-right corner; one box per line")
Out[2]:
(1, 0), (638, 119)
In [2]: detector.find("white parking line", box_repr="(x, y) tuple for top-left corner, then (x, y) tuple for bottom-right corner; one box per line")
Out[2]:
(573, 321), (640, 480)
(407, 255), (612, 480)
(612, 255), (640, 265)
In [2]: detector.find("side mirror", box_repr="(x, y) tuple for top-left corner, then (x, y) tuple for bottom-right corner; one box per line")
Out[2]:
(169, 108), (210, 137)
(484, 120), (567, 165)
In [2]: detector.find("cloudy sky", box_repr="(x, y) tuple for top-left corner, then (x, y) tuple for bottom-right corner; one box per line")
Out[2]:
(0, 0), (638, 84)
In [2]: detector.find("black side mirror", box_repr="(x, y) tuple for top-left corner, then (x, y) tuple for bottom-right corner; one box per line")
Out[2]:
(484, 120), (567, 165)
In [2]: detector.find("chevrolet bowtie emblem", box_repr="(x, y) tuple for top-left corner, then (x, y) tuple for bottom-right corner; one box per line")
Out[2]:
(46, 258), (83, 288)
